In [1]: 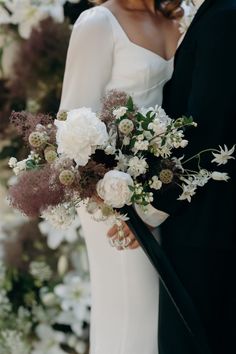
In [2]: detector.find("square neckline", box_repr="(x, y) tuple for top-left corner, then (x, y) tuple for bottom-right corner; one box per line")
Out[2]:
(99, 6), (174, 63)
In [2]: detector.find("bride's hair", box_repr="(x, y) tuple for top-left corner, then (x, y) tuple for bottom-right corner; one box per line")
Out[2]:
(90, 0), (184, 19)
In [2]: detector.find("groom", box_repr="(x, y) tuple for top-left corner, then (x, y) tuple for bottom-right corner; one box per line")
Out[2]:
(110, 0), (236, 354)
(155, 0), (236, 353)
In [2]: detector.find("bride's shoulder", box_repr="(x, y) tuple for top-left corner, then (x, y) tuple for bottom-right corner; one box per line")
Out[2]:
(74, 6), (112, 32)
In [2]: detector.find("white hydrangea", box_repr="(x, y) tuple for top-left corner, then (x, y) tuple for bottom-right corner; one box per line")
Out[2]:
(97, 170), (134, 208)
(127, 156), (148, 178)
(55, 107), (108, 166)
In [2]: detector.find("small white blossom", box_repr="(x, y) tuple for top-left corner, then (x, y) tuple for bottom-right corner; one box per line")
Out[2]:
(127, 156), (148, 178)
(115, 150), (128, 171)
(113, 106), (128, 119)
(40, 203), (77, 231)
(178, 184), (197, 202)
(180, 139), (189, 148)
(104, 144), (116, 155)
(133, 139), (149, 152)
(32, 324), (67, 354)
(8, 157), (17, 168)
(54, 275), (90, 312)
(29, 261), (52, 282)
(39, 207), (80, 249)
(211, 171), (230, 181)
(211, 145), (235, 166)
(149, 176), (163, 190)
(1, 330), (30, 354)
(179, 2), (198, 34)
(123, 136), (131, 146)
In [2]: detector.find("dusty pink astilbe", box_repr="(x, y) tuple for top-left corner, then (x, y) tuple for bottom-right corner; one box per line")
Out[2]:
(8, 165), (65, 217)
(10, 111), (55, 143)
(100, 90), (129, 125)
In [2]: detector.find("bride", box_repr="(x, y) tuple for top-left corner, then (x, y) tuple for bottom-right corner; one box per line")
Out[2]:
(59, 1), (182, 353)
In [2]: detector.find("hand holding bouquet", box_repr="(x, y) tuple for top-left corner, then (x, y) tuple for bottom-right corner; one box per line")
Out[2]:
(8, 90), (235, 229)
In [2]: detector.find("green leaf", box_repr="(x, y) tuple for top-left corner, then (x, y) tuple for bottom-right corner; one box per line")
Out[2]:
(25, 160), (37, 170)
(127, 96), (134, 111)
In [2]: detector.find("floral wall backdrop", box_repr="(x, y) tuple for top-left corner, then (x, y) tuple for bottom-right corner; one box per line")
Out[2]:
(0, 1), (92, 353)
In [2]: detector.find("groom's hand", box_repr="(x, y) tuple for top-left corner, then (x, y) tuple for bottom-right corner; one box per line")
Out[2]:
(107, 222), (140, 250)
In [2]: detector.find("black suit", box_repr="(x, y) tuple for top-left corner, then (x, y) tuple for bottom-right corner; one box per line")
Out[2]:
(126, 1), (236, 353)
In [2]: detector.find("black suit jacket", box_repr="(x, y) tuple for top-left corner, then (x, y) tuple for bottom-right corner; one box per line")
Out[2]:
(126, 1), (236, 353)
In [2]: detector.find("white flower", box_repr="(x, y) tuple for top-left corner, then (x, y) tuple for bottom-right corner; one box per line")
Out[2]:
(8, 157), (17, 168)
(149, 176), (162, 190)
(115, 150), (128, 171)
(39, 209), (80, 249)
(41, 292), (57, 307)
(180, 139), (188, 148)
(97, 170), (134, 208)
(32, 324), (67, 354)
(54, 275), (90, 332)
(133, 139), (149, 152)
(193, 169), (211, 187)
(55, 275), (90, 310)
(127, 156), (148, 178)
(29, 261), (52, 282)
(40, 203), (77, 230)
(113, 106), (128, 119)
(55, 108), (108, 166)
(0, 5), (11, 25)
(105, 144), (116, 155)
(211, 171), (230, 181)
(123, 136), (130, 146)
(5, 0), (66, 39)
(178, 184), (197, 203)
(1, 330), (30, 354)
(211, 145), (235, 166)
(179, 2), (198, 34)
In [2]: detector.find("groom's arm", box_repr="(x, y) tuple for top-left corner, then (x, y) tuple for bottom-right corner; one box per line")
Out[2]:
(151, 8), (236, 216)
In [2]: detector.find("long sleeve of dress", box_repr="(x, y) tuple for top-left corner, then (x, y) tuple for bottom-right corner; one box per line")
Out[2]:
(59, 8), (114, 112)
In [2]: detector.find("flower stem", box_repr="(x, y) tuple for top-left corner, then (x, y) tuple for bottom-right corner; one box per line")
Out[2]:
(182, 148), (218, 165)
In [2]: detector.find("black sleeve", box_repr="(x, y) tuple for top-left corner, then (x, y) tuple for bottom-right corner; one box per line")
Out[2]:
(151, 9), (236, 215)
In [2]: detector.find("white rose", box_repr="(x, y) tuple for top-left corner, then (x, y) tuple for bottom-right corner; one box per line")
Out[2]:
(55, 108), (108, 166)
(211, 172), (230, 181)
(97, 170), (134, 208)
(113, 107), (128, 120)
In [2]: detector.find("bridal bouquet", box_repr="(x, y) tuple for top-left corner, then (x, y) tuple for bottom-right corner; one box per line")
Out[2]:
(8, 90), (235, 229)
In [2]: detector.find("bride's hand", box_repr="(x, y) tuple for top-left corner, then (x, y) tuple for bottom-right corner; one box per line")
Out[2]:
(107, 222), (140, 250)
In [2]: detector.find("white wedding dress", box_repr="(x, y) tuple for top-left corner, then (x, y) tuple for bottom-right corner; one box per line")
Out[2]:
(60, 6), (173, 354)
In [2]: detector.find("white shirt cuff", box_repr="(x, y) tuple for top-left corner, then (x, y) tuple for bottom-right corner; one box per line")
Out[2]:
(134, 204), (169, 228)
